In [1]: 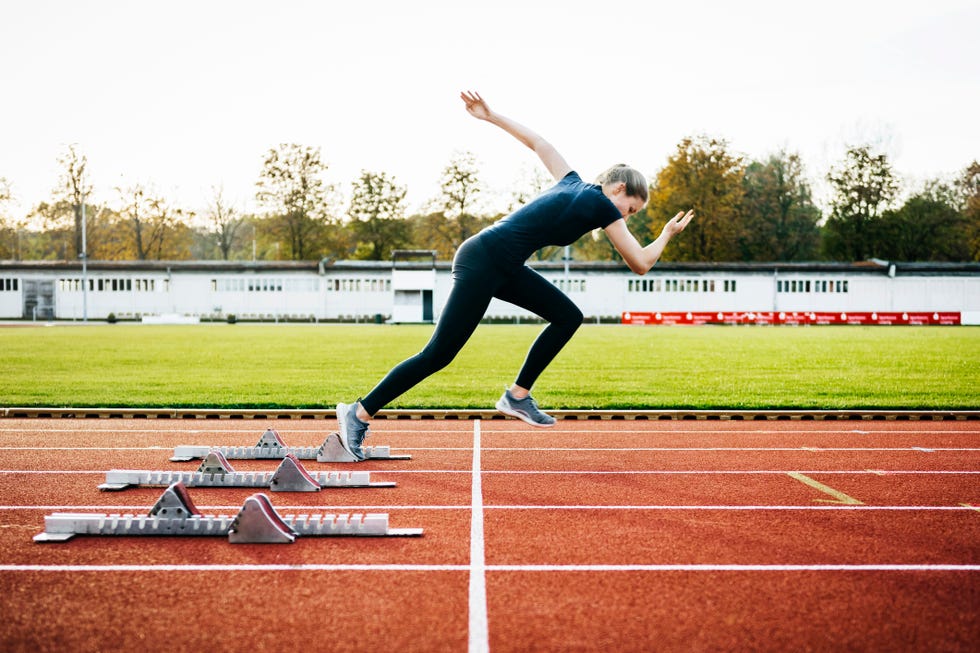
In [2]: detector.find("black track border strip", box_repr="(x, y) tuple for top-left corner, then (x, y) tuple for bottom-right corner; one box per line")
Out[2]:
(1, 407), (977, 421)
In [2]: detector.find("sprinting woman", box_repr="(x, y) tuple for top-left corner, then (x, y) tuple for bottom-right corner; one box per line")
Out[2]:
(336, 90), (694, 460)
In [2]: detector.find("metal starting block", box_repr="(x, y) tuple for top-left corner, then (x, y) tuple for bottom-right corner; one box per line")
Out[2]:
(170, 429), (412, 463)
(34, 482), (424, 543)
(99, 452), (395, 491)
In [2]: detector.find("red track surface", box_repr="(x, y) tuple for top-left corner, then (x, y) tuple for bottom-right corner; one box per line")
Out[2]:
(0, 418), (977, 652)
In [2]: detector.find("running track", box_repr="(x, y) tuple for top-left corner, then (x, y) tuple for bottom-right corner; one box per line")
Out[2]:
(0, 417), (977, 652)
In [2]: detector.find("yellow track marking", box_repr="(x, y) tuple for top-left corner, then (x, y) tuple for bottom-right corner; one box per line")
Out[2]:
(787, 472), (864, 505)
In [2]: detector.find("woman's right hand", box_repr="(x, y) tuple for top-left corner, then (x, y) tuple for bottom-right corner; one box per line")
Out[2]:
(662, 210), (695, 238)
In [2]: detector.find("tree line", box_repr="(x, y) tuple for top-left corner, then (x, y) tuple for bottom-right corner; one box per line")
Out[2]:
(1, 139), (977, 264)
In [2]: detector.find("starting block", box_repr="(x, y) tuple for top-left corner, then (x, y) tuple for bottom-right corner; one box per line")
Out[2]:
(99, 452), (395, 491)
(34, 482), (423, 543)
(170, 429), (412, 463)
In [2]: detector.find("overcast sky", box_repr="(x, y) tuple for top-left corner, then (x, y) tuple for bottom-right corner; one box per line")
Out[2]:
(1, 0), (978, 222)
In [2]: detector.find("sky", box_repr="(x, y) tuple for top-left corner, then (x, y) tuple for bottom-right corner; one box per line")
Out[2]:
(1, 0), (978, 224)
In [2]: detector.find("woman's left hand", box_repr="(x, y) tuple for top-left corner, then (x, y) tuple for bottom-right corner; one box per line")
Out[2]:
(460, 91), (492, 121)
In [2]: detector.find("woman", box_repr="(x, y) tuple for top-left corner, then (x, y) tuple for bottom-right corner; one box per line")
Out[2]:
(336, 91), (694, 460)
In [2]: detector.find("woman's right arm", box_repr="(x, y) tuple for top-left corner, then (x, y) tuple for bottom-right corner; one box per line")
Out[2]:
(460, 91), (572, 182)
(604, 210), (695, 275)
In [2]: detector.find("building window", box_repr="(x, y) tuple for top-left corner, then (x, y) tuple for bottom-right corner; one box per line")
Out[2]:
(553, 278), (586, 292)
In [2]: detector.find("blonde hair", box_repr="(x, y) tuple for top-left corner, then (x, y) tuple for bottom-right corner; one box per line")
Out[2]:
(596, 164), (648, 202)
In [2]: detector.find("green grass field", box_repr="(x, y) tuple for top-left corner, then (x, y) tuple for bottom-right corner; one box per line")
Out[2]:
(1, 324), (978, 410)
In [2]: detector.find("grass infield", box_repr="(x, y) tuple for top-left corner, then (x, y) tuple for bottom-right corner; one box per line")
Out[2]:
(1, 324), (977, 410)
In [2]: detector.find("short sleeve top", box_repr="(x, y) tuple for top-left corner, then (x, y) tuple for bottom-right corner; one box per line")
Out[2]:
(476, 171), (622, 268)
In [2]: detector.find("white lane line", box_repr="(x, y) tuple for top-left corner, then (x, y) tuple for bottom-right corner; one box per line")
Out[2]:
(1, 505), (976, 512)
(4, 446), (978, 452)
(0, 564), (467, 572)
(1, 505), (472, 511)
(468, 419), (489, 653)
(0, 564), (976, 573)
(4, 428), (975, 435)
(484, 447), (980, 451)
(484, 505), (977, 511)
(485, 564), (980, 572)
(476, 470), (980, 475)
(0, 447), (173, 451)
(3, 470), (979, 476)
(0, 471), (104, 475)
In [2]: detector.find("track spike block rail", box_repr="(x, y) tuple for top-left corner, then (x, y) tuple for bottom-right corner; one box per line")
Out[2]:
(171, 429), (411, 462)
(34, 482), (423, 543)
(100, 455), (394, 492)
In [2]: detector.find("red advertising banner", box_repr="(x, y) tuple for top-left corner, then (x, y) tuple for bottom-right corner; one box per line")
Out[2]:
(621, 311), (962, 326)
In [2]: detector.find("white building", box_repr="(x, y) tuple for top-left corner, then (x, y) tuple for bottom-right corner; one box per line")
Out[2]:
(1, 258), (978, 325)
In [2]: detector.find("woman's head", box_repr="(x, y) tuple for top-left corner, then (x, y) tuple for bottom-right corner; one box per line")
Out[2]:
(596, 164), (648, 217)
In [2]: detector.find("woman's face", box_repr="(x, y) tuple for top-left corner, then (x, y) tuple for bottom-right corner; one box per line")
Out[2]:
(604, 182), (647, 218)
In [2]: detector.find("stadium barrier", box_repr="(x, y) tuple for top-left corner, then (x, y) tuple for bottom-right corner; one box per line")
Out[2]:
(621, 311), (963, 326)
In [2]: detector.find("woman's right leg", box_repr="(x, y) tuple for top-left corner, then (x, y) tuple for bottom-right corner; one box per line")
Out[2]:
(359, 240), (501, 416)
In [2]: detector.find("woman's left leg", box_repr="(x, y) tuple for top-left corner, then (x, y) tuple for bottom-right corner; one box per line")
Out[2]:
(494, 265), (584, 391)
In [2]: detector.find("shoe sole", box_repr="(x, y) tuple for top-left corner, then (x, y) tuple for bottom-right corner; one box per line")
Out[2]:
(495, 398), (556, 428)
(335, 403), (366, 461)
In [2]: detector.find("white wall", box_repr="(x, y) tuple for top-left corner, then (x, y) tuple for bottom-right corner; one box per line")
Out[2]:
(2, 264), (977, 323)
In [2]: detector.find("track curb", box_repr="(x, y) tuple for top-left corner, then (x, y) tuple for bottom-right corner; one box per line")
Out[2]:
(1, 407), (978, 421)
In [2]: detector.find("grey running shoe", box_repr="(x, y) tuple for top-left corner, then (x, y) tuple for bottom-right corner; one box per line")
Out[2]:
(336, 402), (369, 461)
(495, 390), (556, 428)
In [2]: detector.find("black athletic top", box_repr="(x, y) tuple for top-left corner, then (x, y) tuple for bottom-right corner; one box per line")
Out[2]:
(476, 171), (622, 269)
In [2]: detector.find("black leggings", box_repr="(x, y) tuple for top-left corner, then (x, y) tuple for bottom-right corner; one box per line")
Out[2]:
(360, 236), (583, 415)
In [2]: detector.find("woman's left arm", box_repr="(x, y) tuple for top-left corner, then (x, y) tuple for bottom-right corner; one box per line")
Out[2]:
(604, 210), (695, 275)
(460, 91), (572, 182)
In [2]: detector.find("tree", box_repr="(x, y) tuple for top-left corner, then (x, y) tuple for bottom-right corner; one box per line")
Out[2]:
(405, 211), (458, 260)
(115, 185), (154, 259)
(823, 145), (899, 261)
(255, 143), (335, 260)
(0, 177), (12, 258)
(646, 136), (745, 261)
(83, 205), (121, 260)
(115, 184), (191, 260)
(956, 161), (980, 261)
(426, 151), (491, 252)
(507, 165), (552, 212)
(874, 183), (968, 261)
(740, 151), (822, 261)
(205, 186), (244, 260)
(347, 170), (411, 260)
(26, 201), (76, 259)
(57, 145), (88, 258)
